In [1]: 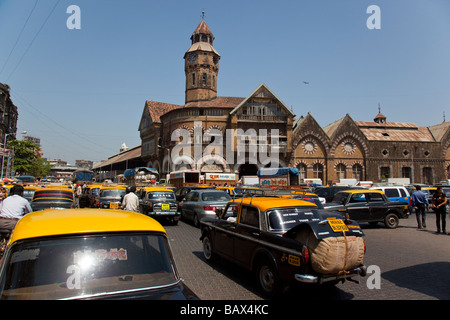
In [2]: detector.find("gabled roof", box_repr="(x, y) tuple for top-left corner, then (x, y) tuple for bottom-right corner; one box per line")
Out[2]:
(144, 100), (182, 123)
(229, 83), (295, 116)
(428, 121), (450, 142)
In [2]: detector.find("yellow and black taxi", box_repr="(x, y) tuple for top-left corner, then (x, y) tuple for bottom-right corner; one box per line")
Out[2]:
(97, 185), (126, 209)
(139, 187), (180, 225)
(200, 196), (367, 297)
(323, 189), (408, 229)
(0, 209), (198, 300)
(30, 187), (74, 211)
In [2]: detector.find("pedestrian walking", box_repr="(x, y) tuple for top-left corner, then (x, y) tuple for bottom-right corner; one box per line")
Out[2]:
(411, 185), (429, 229)
(75, 183), (82, 208)
(431, 186), (448, 234)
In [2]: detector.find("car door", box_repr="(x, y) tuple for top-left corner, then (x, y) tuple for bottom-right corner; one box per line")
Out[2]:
(367, 192), (388, 220)
(213, 203), (238, 259)
(180, 192), (194, 219)
(345, 193), (371, 221)
(234, 205), (260, 267)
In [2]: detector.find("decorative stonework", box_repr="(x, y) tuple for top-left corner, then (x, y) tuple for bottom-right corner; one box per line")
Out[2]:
(341, 138), (356, 156)
(301, 137), (317, 155)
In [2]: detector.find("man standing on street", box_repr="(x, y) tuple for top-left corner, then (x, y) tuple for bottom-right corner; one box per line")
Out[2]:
(0, 185), (32, 232)
(411, 185), (429, 229)
(121, 186), (140, 212)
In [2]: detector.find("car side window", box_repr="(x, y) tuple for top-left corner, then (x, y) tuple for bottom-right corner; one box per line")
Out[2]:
(240, 205), (259, 228)
(368, 192), (384, 202)
(384, 188), (399, 198)
(399, 189), (407, 197)
(349, 193), (367, 203)
(184, 192), (193, 201)
(222, 204), (239, 222)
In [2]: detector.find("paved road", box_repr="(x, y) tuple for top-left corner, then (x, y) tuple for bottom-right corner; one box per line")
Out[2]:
(165, 213), (450, 300)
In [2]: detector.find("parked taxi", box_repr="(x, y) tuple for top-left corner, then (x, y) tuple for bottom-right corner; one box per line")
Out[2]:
(200, 196), (366, 296)
(0, 209), (198, 300)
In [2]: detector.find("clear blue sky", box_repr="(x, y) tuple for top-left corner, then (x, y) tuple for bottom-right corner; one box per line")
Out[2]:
(0, 0), (449, 165)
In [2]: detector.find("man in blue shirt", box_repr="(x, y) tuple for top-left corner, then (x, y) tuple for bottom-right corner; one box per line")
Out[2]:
(411, 185), (429, 229)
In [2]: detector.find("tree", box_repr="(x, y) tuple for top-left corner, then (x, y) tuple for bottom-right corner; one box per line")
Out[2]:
(7, 140), (51, 177)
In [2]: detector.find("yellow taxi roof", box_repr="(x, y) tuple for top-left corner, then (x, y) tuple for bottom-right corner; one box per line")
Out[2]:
(229, 197), (316, 212)
(143, 186), (174, 192)
(9, 209), (166, 244)
(99, 185), (126, 190)
(341, 189), (383, 194)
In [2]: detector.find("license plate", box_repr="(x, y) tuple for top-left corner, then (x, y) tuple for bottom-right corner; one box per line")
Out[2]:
(328, 219), (349, 232)
(161, 204), (170, 210)
(110, 202), (119, 209)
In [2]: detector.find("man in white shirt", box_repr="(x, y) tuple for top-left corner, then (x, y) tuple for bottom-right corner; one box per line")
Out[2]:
(121, 186), (140, 212)
(0, 185), (32, 232)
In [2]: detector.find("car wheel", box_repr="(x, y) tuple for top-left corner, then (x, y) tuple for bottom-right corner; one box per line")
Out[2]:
(255, 258), (281, 297)
(202, 234), (215, 261)
(384, 213), (399, 229)
(193, 213), (200, 227)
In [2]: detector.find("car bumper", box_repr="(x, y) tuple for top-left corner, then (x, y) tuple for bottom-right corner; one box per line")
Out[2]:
(295, 265), (367, 284)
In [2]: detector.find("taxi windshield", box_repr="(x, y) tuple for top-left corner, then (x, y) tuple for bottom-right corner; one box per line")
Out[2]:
(0, 233), (178, 300)
(99, 189), (125, 198)
(267, 207), (320, 232)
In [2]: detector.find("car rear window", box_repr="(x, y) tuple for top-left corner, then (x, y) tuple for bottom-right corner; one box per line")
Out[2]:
(146, 192), (175, 200)
(267, 207), (320, 232)
(0, 233), (178, 300)
(201, 192), (231, 201)
(32, 190), (74, 203)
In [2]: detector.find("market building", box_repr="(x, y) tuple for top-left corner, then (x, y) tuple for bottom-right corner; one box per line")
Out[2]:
(138, 18), (450, 185)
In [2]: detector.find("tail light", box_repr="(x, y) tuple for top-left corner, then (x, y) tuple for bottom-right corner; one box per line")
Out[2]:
(302, 246), (309, 264)
(203, 206), (216, 211)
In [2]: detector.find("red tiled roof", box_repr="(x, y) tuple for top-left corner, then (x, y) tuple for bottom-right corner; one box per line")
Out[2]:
(184, 96), (244, 109)
(145, 100), (182, 123)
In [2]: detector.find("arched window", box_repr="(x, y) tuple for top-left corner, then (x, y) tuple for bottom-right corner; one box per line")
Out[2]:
(298, 163), (307, 181)
(352, 164), (363, 180)
(336, 163), (346, 179)
(313, 163), (323, 181)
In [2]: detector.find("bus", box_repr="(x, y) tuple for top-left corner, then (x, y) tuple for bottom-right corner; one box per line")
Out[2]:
(169, 170), (201, 188)
(124, 167), (159, 187)
(72, 169), (94, 183)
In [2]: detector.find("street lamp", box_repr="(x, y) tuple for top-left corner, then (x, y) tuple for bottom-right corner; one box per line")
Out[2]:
(1, 132), (12, 180)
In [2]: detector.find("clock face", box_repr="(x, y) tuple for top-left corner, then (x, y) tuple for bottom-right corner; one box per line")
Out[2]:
(189, 53), (197, 63)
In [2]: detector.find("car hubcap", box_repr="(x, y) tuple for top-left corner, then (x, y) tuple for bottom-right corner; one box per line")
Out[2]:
(259, 265), (274, 292)
(203, 238), (212, 259)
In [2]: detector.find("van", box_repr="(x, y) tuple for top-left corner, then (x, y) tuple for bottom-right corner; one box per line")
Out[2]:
(370, 186), (411, 213)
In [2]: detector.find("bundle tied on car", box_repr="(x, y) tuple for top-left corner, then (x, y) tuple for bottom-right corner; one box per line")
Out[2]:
(295, 228), (365, 276)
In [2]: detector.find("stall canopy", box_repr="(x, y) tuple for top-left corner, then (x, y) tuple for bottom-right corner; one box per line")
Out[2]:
(257, 167), (299, 177)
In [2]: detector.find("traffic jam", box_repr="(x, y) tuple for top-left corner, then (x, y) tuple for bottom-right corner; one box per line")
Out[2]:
(0, 167), (448, 301)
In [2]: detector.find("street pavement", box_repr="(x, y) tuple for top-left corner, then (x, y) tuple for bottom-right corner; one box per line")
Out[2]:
(165, 213), (450, 300)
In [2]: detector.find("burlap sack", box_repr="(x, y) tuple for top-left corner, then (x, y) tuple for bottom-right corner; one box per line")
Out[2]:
(295, 228), (365, 274)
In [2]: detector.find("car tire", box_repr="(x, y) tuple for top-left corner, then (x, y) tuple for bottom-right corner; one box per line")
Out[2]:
(384, 213), (399, 229)
(255, 258), (281, 297)
(193, 213), (200, 227)
(202, 234), (216, 262)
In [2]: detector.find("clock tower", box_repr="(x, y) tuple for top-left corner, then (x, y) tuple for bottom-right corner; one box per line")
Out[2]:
(184, 18), (220, 103)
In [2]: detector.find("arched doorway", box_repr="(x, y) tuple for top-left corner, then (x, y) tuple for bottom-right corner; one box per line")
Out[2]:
(238, 164), (258, 178)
